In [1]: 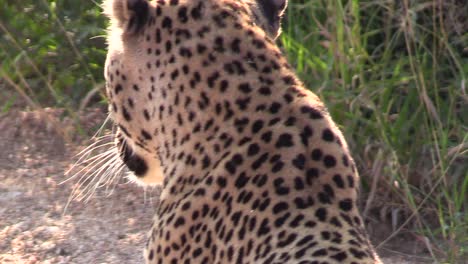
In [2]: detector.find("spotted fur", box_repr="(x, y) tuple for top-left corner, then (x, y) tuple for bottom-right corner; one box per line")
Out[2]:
(103, 0), (382, 263)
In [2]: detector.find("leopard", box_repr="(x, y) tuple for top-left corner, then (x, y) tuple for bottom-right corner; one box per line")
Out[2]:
(102, 0), (382, 263)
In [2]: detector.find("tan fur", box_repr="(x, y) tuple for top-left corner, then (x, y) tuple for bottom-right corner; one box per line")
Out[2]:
(101, 0), (382, 263)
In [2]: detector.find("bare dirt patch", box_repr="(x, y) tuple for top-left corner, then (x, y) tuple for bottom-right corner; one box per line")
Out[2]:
(0, 108), (432, 263)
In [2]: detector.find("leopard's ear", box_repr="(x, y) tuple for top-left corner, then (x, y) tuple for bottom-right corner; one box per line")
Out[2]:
(103, 0), (149, 34)
(257, 0), (288, 24)
(255, 0), (288, 39)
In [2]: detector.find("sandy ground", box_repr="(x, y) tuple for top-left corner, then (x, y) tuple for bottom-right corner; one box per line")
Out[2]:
(0, 108), (436, 263)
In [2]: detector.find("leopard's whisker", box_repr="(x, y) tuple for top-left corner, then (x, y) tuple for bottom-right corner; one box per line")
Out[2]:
(103, 160), (126, 189)
(69, 149), (116, 200)
(102, 162), (126, 198)
(62, 148), (116, 184)
(65, 137), (114, 175)
(90, 114), (112, 139)
(81, 149), (124, 199)
(76, 152), (121, 201)
(73, 134), (113, 157)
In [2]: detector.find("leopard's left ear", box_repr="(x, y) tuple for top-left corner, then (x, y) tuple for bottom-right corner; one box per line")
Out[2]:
(103, 0), (150, 34)
(257, 0), (288, 23)
(256, 0), (288, 39)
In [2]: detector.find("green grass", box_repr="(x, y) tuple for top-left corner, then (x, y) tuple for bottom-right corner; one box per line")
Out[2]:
(281, 0), (467, 262)
(1, 0), (466, 262)
(0, 0), (106, 112)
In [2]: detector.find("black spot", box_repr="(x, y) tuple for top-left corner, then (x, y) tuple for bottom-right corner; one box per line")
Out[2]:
(191, 2), (203, 20)
(296, 235), (315, 249)
(277, 232), (297, 248)
(219, 80), (229, 92)
(300, 126), (313, 146)
(115, 84), (123, 94)
(247, 143), (260, 156)
(202, 156), (211, 169)
(155, 29), (162, 43)
(179, 47), (193, 58)
(194, 188), (206, 196)
(127, 98), (134, 108)
(212, 10), (230, 28)
(311, 148), (323, 161)
(269, 102), (281, 114)
(347, 175), (355, 188)
(197, 44), (207, 54)
(261, 131), (272, 143)
(323, 155), (337, 168)
(235, 173), (249, 189)
(258, 86), (271, 95)
(235, 97), (251, 110)
(177, 6), (188, 23)
(161, 17), (172, 30)
(283, 93), (293, 103)
(171, 69), (179, 80)
(192, 248), (203, 258)
(321, 184), (335, 203)
(217, 177), (227, 188)
(257, 218), (270, 236)
(275, 133), (294, 148)
(330, 217), (342, 228)
(283, 75), (295, 85)
(234, 118), (249, 133)
(292, 154), (305, 170)
(289, 214), (304, 228)
(251, 120), (264, 133)
(331, 252), (348, 261)
(225, 154), (243, 174)
(322, 128), (335, 142)
(349, 248), (368, 259)
(252, 39), (266, 49)
(231, 38), (241, 53)
(306, 168), (319, 185)
(284, 117), (296, 126)
(122, 106), (132, 121)
(181, 201), (191, 211)
(165, 41), (172, 52)
(252, 153), (268, 170)
(318, 191), (332, 204)
(268, 117), (281, 126)
(272, 202), (289, 214)
(231, 211), (242, 227)
(274, 212), (291, 228)
(238, 83), (252, 94)
(207, 71), (220, 88)
(174, 217), (185, 228)
(333, 174), (345, 189)
(214, 36), (225, 52)
(342, 155), (350, 167)
(294, 177), (305, 190)
(339, 198), (353, 211)
(273, 178), (289, 195)
(141, 129), (152, 140)
(312, 249), (328, 257)
(300, 105), (323, 119)
(224, 60), (246, 75)
(315, 208), (327, 222)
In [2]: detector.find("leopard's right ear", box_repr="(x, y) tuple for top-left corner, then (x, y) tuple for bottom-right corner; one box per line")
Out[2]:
(103, 0), (149, 34)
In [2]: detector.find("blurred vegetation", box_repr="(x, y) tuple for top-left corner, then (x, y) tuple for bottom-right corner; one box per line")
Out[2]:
(0, 0), (106, 112)
(0, 0), (466, 262)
